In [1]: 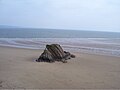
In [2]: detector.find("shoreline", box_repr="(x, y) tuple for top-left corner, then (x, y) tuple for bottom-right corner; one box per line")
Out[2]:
(0, 38), (120, 57)
(0, 46), (120, 89)
(0, 45), (120, 58)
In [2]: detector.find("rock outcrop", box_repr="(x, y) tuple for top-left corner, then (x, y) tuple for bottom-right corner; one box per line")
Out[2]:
(36, 44), (75, 63)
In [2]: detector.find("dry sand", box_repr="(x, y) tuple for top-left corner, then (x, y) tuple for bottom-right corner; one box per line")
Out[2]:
(0, 46), (120, 89)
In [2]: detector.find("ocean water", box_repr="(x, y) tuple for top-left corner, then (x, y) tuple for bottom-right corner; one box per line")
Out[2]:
(0, 28), (120, 38)
(0, 28), (120, 57)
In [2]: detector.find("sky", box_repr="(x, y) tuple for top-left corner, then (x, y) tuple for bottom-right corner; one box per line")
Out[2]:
(0, 0), (120, 32)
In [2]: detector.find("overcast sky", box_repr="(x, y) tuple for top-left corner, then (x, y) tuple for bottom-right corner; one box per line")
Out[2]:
(0, 0), (120, 32)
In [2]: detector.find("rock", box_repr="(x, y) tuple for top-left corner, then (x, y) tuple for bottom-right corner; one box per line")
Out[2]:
(71, 54), (76, 58)
(37, 44), (75, 63)
(46, 44), (65, 59)
(37, 49), (54, 63)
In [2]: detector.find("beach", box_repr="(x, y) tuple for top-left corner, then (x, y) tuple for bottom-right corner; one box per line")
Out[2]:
(0, 0), (120, 89)
(0, 46), (120, 89)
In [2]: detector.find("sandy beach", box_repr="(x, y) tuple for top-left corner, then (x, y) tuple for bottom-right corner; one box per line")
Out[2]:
(0, 46), (120, 89)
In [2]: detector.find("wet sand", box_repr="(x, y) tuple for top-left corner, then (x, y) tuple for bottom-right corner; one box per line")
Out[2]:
(0, 46), (120, 89)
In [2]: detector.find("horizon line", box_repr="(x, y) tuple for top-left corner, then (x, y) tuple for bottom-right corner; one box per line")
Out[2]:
(0, 25), (120, 33)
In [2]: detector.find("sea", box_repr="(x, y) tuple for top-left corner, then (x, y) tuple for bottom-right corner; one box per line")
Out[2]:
(0, 28), (120, 57)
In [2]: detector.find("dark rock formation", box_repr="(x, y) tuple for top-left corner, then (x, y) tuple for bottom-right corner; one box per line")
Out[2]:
(36, 44), (75, 63)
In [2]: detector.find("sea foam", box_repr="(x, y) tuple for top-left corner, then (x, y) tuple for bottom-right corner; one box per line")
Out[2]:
(0, 38), (120, 57)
